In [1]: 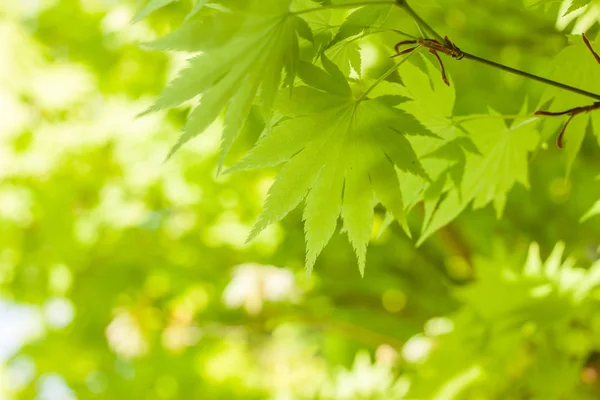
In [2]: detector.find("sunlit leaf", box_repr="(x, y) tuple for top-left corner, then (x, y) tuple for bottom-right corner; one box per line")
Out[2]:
(234, 59), (429, 273)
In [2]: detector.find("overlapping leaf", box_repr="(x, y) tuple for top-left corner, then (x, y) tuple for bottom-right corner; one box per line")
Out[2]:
(374, 58), (540, 243)
(367, 56), (540, 244)
(330, 4), (392, 44)
(369, 57), (482, 241)
(135, 0), (598, 271)
(143, 0), (312, 169)
(407, 241), (600, 398)
(291, 0), (340, 54)
(230, 58), (430, 274)
(324, 4), (393, 76)
(421, 109), (540, 242)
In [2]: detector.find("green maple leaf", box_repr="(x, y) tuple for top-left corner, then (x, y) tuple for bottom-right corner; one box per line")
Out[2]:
(330, 4), (393, 45)
(290, 2), (391, 77)
(142, 9), (243, 52)
(325, 37), (363, 77)
(229, 57), (430, 275)
(393, 58), (483, 242)
(420, 108), (540, 243)
(143, 0), (311, 170)
(368, 59), (449, 200)
(324, 4), (392, 76)
(539, 34), (600, 169)
(566, 0), (592, 13)
(291, 0), (343, 54)
(369, 56), (479, 235)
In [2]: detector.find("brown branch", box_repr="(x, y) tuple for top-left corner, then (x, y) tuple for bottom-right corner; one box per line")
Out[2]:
(534, 102), (600, 148)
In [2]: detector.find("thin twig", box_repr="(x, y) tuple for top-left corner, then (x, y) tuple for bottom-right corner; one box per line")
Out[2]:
(395, 0), (447, 44)
(462, 52), (600, 101)
(534, 102), (600, 148)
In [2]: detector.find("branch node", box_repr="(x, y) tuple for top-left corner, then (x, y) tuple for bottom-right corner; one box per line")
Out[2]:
(392, 36), (463, 85)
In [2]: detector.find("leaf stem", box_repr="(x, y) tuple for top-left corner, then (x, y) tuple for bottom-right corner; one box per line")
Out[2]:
(292, 1), (396, 16)
(366, 27), (416, 39)
(326, 25), (416, 39)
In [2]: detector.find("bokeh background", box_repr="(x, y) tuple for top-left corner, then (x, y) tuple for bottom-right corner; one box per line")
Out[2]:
(2, 0), (600, 399)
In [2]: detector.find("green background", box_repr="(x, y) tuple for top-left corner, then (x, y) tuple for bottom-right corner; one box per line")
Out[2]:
(1, 0), (600, 399)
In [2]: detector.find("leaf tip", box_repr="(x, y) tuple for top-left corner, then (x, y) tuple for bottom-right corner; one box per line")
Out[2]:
(415, 230), (431, 247)
(305, 247), (319, 276)
(246, 225), (262, 244)
(305, 263), (314, 279)
(358, 260), (365, 278)
(164, 140), (184, 163)
(401, 220), (412, 239)
(136, 107), (155, 119)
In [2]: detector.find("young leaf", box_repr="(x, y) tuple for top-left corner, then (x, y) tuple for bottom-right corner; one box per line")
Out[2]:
(342, 143), (375, 276)
(324, 4), (392, 76)
(330, 5), (393, 45)
(326, 39), (363, 77)
(420, 112), (540, 244)
(372, 58), (477, 233)
(372, 58), (539, 243)
(395, 56), (456, 139)
(291, 0), (342, 54)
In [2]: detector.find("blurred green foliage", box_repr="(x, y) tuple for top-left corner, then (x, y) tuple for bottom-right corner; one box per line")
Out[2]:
(1, 0), (600, 399)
